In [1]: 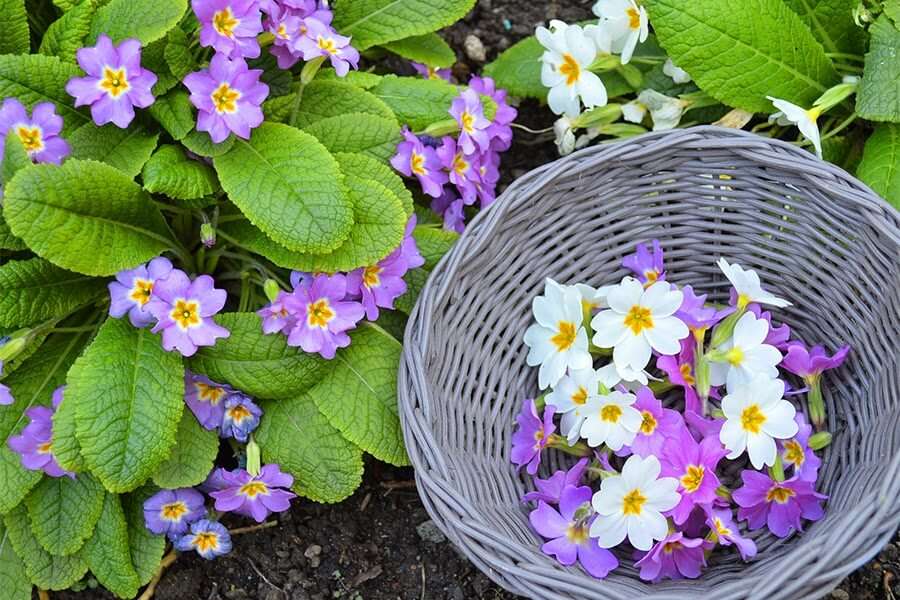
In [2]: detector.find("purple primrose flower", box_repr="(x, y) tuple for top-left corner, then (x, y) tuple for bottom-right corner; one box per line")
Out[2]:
(108, 257), (174, 328)
(184, 371), (232, 430)
(628, 386), (684, 458)
(390, 128), (448, 199)
(523, 458), (589, 504)
(143, 488), (206, 539)
(412, 62), (452, 82)
(511, 399), (556, 475)
(660, 428), (726, 525)
(634, 531), (710, 581)
(257, 290), (297, 334)
(779, 413), (821, 482)
(173, 519), (232, 559)
(430, 189), (466, 233)
(7, 386), (74, 478)
(450, 88), (491, 155)
(147, 270), (230, 357)
(0, 98), (70, 165)
(732, 470), (827, 538)
(220, 393), (262, 442)
(295, 18), (359, 76)
(468, 75), (516, 152)
(656, 339), (701, 414)
(705, 507), (757, 560)
(436, 136), (480, 205)
(193, 0), (263, 59)
(284, 273), (364, 359)
(622, 240), (665, 286)
(781, 342), (850, 380)
(209, 464), (296, 522)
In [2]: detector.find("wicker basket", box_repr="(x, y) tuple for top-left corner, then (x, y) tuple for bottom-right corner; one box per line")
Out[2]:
(398, 126), (900, 599)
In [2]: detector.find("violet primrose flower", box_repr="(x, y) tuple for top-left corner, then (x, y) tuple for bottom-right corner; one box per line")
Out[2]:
(412, 62), (452, 82)
(295, 18), (359, 76)
(0, 98), (70, 165)
(450, 88), (491, 154)
(781, 342), (850, 380)
(634, 531), (710, 581)
(147, 270), (230, 357)
(656, 339), (700, 414)
(193, 0), (263, 59)
(0, 360), (12, 406)
(108, 257), (174, 328)
(184, 371), (232, 430)
(622, 240), (665, 285)
(628, 386), (684, 458)
(523, 458), (589, 504)
(66, 35), (157, 128)
(257, 290), (296, 334)
(732, 470), (826, 538)
(705, 507), (757, 560)
(468, 75), (516, 152)
(511, 399), (556, 475)
(779, 413), (821, 482)
(209, 464), (296, 522)
(431, 191), (466, 233)
(660, 428), (726, 525)
(220, 393), (262, 442)
(284, 273), (365, 359)
(183, 53), (269, 143)
(436, 136), (480, 205)
(143, 488), (206, 539)
(7, 386), (74, 478)
(390, 128), (448, 198)
(173, 519), (232, 559)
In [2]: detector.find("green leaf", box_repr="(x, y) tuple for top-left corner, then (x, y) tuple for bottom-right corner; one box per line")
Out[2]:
(643, 0), (840, 112)
(282, 80), (396, 128)
(0, 54), (89, 135)
(83, 493), (141, 600)
(483, 36), (545, 99)
(148, 88), (195, 141)
(335, 151), (413, 217)
(856, 17), (900, 122)
(0, 258), (99, 329)
(90, 0), (188, 45)
(164, 26), (194, 80)
(4, 504), (88, 591)
(122, 486), (165, 586)
(256, 394), (363, 503)
(51, 386), (85, 473)
(857, 124), (900, 209)
(317, 70), (383, 89)
(214, 122), (353, 254)
(151, 409), (219, 489)
(0, 522), (32, 600)
(70, 318), (185, 493)
(182, 129), (235, 157)
(371, 74), (460, 130)
(69, 122), (160, 178)
(382, 32), (456, 68)
(886, 0), (900, 27)
(39, 1), (96, 62)
(190, 312), (328, 400)
(0, 136), (28, 251)
(3, 159), (174, 276)
(142, 144), (219, 200)
(783, 0), (865, 54)
(333, 0), (475, 50)
(308, 323), (407, 465)
(303, 112), (401, 162)
(24, 473), (105, 556)
(143, 38), (180, 96)
(0, 0), (30, 55)
(412, 225), (458, 270)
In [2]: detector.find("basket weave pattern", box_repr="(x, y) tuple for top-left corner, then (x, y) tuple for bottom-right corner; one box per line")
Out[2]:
(399, 127), (900, 599)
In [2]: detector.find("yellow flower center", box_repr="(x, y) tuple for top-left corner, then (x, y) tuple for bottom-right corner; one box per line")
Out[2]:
(451, 152), (469, 175)
(571, 386), (588, 406)
(624, 305), (653, 335)
(726, 346), (744, 366)
(783, 439), (805, 466)
(363, 265), (382, 288)
(130, 278), (154, 306)
(565, 523), (589, 545)
(239, 481), (269, 498)
(37, 441), (53, 454)
(410, 151), (426, 176)
(679, 362), (695, 385)
(227, 403), (252, 423)
(627, 6), (641, 29)
(765, 485), (796, 504)
(806, 106), (823, 121)
(276, 23), (289, 39)
(601, 404), (622, 423)
(713, 517), (732, 537)
(639, 410), (657, 434)
(213, 7), (239, 38)
(740, 404), (766, 434)
(99, 67), (130, 98)
(533, 428), (546, 448)
(559, 53), (581, 86)
(171, 299), (201, 330)
(622, 488), (647, 516)
(317, 35), (338, 54)
(307, 298), (335, 329)
(161, 501), (188, 521)
(15, 125), (43, 153)
(737, 293), (751, 309)
(663, 541), (682, 554)
(550, 321), (577, 352)
(460, 111), (475, 133)
(643, 270), (659, 286)
(680, 465), (705, 493)
(196, 382), (226, 406)
(193, 532), (220, 553)
(211, 82), (241, 114)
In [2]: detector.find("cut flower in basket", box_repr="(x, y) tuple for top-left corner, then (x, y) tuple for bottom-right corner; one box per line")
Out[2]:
(512, 240), (849, 581)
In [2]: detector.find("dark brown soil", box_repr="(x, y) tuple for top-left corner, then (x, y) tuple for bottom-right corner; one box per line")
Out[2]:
(56, 2), (898, 599)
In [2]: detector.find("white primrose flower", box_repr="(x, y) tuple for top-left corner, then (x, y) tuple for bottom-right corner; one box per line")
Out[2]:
(578, 388), (642, 450)
(717, 258), (792, 309)
(663, 58), (691, 84)
(621, 99), (647, 124)
(637, 89), (687, 131)
(547, 364), (621, 443)
(537, 21), (609, 118)
(591, 278), (688, 384)
(575, 283), (614, 312)
(524, 278), (593, 389)
(592, 0), (649, 64)
(719, 375), (799, 469)
(767, 96), (823, 158)
(589, 454), (680, 551)
(553, 116), (577, 155)
(709, 312), (783, 393)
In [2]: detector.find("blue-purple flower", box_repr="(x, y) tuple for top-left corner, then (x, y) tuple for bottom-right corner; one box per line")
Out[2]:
(7, 386), (74, 478)
(220, 393), (261, 442)
(257, 290), (296, 334)
(511, 399), (556, 475)
(412, 62), (451, 82)
(390, 128), (448, 199)
(628, 386), (685, 458)
(781, 342), (850, 380)
(0, 98), (70, 165)
(450, 88), (491, 155)
(193, 0), (263, 59)
(66, 35), (157, 128)
(660, 427), (726, 525)
(283, 273), (364, 359)
(623, 240), (665, 286)
(143, 488), (206, 539)
(705, 507), (757, 560)
(184, 371), (232, 430)
(469, 76), (516, 152)
(209, 464), (296, 522)
(108, 257), (174, 328)
(436, 136), (480, 205)
(733, 470), (826, 538)
(147, 270), (230, 357)
(295, 18), (359, 76)
(173, 519), (232, 559)
(523, 458), (589, 504)
(634, 531), (710, 581)
(779, 413), (821, 482)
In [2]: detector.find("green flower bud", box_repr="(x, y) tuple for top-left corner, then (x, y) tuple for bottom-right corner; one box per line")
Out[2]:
(246, 437), (261, 476)
(808, 431), (832, 451)
(263, 279), (281, 303)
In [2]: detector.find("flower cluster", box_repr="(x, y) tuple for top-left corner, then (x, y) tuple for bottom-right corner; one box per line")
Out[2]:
(514, 241), (846, 581)
(184, 371), (262, 441)
(257, 217), (423, 358)
(8, 386), (74, 478)
(391, 76), (516, 233)
(108, 257), (230, 357)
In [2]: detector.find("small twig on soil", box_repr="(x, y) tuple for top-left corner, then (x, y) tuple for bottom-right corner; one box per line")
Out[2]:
(359, 491), (372, 512)
(350, 565), (383, 588)
(247, 557), (285, 596)
(229, 520), (278, 536)
(38, 590), (50, 600)
(379, 480), (416, 490)
(138, 549), (178, 600)
(885, 571), (897, 600)
(420, 563), (426, 600)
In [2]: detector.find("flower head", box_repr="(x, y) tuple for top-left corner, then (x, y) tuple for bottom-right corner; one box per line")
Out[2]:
(705, 507), (757, 560)
(184, 371), (232, 430)
(579, 389), (642, 451)
(193, 0), (263, 59)
(530, 485), (619, 578)
(66, 35), (157, 128)
(391, 128), (448, 198)
(7, 386), (74, 478)
(0, 98), (70, 165)
(143, 488), (206, 539)
(547, 364), (620, 444)
(589, 454), (680, 551)
(747, 305), (792, 349)
(636, 89), (687, 131)
(436, 136), (480, 205)
(768, 96), (823, 158)
(108, 257), (174, 328)
(622, 240), (664, 286)
(523, 458), (589, 504)
(621, 100), (646, 124)
(628, 387), (684, 458)
(536, 21), (608, 117)
(634, 531), (709, 581)
(173, 519), (232, 559)
(779, 413), (821, 482)
(719, 375), (799, 468)
(284, 273), (364, 359)
(709, 312), (783, 392)
(511, 399), (555, 475)
(412, 62), (452, 82)
(733, 470), (826, 538)
(717, 258), (791, 309)
(450, 88), (491, 154)
(468, 75), (516, 151)
(220, 393), (261, 442)
(523, 278), (593, 389)
(209, 464), (296, 522)
(147, 270), (230, 357)
(675, 285), (732, 335)
(183, 53), (269, 143)
(656, 338), (700, 414)
(430, 191), (466, 233)
(660, 429), (725, 524)
(295, 19), (359, 76)
(592, 0), (649, 64)
(781, 342), (850, 381)
(257, 290), (297, 334)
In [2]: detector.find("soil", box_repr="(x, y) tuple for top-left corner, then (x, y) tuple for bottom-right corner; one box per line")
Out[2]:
(55, 1), (898, 599)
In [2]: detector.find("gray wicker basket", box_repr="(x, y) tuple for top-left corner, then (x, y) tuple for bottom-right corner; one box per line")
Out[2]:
(398, 126), (900, 600)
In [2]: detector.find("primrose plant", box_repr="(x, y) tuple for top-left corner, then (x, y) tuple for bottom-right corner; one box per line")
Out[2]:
(0, 0), (511, 596)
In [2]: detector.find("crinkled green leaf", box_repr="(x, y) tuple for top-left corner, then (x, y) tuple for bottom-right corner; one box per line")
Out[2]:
(0, 0), (30, 55)
(370, 74), (468, 130)
(148, 88), (195, 141)
(0, 522), (32, 600)
(783, 0), (865, 54)
(382, 32), (455, 68)
(857, 124), (900, 209)
(190, 312), (328, 400)
(70, 318), (185, 493)
(317, 70), (383, 89)
(122, 486), (165, 586)
(335, 152), (413, 217)
(643, 0), (839, 112)
(303, 112), (401, 162)
(25, 473), (105, 556)
(483, 36), (545, 100)
(412, 225), (458, 270)
(3, 159), (174, 276)
(69, 122), (160, 178)
(142, 144), (219, 200)
(90, 0), (188, 45)
(143, 38), (181, 96)
(4, 504), (88, 591)
(0, 54), (89, 135)
(214, 122), (353, 253)
(151, 409), (219, 489)
(0, 136), (28, 250)
(308, 323), (407, 465)
(856, 17), (900, 122)
(333, 0), (475, 50)
(84, 493), (141, 600)
(886, 0), (900, 26)
(182, 129), (235, 157)
(51, 386), (85, 473)
(251, 53), (293, 98)
(0, 257), (99, 330)
(256, 394), (363, 503)
(281, 80), (396, 128)
(39, 1), (96, 62)
(164, 26), (194, 79)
